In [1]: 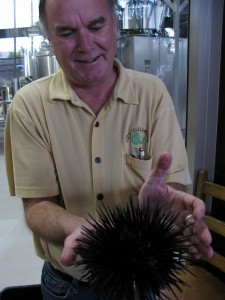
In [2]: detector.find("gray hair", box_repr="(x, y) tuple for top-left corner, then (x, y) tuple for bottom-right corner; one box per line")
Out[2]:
(39, 0), (117, 35)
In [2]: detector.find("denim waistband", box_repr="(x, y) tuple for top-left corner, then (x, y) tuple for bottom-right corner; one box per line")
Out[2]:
(45, 262), (89, 287)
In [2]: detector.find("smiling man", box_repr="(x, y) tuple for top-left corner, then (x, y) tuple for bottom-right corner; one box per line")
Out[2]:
(45, 0), (118, 114)
(4, 0), (213, 299)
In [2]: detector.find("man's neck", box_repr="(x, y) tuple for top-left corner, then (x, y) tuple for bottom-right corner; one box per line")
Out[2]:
(69, 68), (118, 115)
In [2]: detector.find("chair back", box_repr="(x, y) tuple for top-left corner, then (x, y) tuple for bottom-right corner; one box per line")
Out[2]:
(195, 169), (225, 273)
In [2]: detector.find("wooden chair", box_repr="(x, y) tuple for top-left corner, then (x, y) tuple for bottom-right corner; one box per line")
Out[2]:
(162, 169), (225, 300)
(195, 169), (225, 274)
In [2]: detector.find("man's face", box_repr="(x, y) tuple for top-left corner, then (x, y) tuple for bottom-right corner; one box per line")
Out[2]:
(45, 0), (118, 87)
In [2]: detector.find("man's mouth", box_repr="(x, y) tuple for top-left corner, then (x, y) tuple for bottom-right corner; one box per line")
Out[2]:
(76, 56), (100, 63)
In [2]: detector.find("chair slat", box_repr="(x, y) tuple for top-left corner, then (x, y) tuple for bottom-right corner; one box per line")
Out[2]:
(203, 182), (225, 201)
(195, 169), (225, 275)
(205, 251), (225, 274)
(204, 215), (225, 237)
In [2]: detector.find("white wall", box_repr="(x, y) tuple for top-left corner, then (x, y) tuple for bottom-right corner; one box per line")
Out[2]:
(186, 0), (224, 192)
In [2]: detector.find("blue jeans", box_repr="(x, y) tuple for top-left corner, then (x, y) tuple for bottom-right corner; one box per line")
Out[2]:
(41, 262), (156, 300)
(41, 262), (98, 300)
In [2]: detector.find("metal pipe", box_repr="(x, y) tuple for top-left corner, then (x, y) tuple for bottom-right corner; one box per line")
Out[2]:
(13, 0), (17, 78)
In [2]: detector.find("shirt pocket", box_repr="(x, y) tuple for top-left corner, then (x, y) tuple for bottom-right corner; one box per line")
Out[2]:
(126, 153), (153, 182)
(122, 153), (153, 203)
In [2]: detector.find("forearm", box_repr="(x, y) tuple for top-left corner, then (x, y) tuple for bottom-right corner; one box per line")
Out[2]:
(22, 197), (86, 244)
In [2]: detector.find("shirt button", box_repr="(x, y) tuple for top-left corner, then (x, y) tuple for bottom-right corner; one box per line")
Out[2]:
(97, 194), (104, 201)
(95, 157), (101, 164)
(95, 121), (100, 127)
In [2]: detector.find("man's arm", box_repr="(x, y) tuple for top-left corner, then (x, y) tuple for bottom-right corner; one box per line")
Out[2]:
(23, 197), (88, 265)
(22, 197), (86, 243)
(138, 152), (214, 259)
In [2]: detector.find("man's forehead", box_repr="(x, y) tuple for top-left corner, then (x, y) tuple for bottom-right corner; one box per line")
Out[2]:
(46, 0), (111, 25)
(45, 0), (109, 9)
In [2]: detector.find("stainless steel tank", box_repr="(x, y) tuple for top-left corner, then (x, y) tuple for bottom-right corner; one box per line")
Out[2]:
(36, 54), (60, 78)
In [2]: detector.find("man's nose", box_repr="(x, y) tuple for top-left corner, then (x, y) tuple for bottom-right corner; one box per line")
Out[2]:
(76, 30), (94, 53)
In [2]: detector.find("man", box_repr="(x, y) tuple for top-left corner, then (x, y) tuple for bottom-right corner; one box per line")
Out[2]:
(4, 0), (213, 299)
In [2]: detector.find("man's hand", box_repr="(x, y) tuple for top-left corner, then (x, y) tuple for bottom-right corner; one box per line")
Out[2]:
(60, 221), (94, 266)
(60, 228), (80, 266)
(138, 152), (214, 260)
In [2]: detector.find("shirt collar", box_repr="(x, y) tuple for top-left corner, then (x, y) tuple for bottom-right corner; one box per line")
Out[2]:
(49, 70), (80, 104)
(49, 59), (139, 106)
(113, 58), (139, 105)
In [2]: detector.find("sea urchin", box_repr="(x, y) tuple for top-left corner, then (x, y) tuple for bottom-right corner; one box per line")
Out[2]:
(74, 198), (194, 300)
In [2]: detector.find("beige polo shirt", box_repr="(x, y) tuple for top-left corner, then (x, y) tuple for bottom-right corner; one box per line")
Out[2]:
(4, 58), (191, 278)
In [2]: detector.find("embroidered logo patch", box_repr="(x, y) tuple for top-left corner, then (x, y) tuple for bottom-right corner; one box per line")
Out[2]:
(126, 127), (148, 145)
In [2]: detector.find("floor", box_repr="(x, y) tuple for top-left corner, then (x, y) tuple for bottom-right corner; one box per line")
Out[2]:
(0, 123), (43, 292)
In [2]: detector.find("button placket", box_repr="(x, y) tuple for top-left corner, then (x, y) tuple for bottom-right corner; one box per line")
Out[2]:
(92, 119), (105, 205)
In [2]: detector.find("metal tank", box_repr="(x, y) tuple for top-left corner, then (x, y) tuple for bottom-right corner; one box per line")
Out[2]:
(36, 54), (60, 78)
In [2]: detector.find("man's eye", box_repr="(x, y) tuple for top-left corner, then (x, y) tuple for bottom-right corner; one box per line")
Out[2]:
(58, 31), (75, 37)
(89, 25), (103, 32)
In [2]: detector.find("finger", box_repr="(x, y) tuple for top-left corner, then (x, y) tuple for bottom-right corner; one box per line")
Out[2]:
(181, 192), (206, 221)
(185, 213), (195, 226)
(185, 219), (213, 259)
(151, 152), (173, 179)
(183, 225), (201, 259)
(60, 249), (76, 266)
(201, 244), (214, 259)
(60, 237), (77, 266)
(201, 225), (213, 246)
(142, 152), (172, 190)
(191, 241), (214, 259)
(194, 219), (212, 246)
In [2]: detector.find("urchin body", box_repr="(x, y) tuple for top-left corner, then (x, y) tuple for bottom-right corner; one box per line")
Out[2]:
(75, 199), (193, 299)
